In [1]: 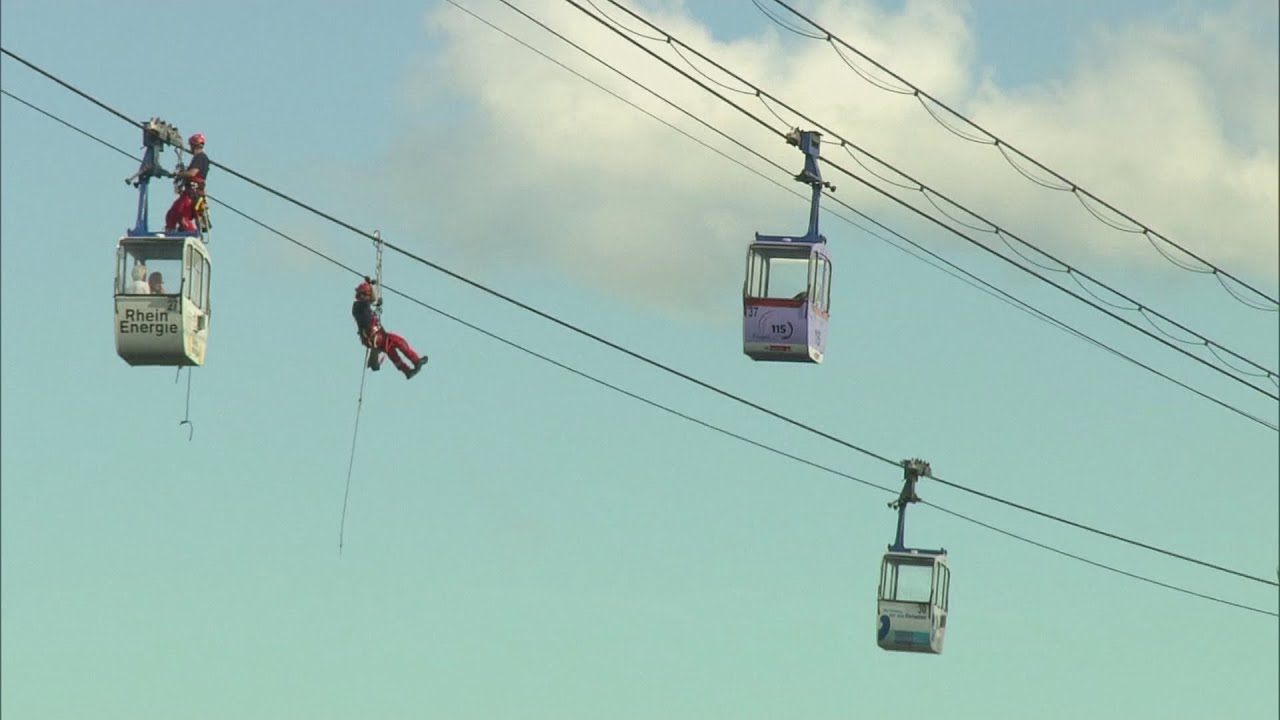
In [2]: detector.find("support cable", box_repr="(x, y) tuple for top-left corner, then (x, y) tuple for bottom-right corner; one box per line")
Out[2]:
(444, 3), (1278, 432)
(760, 0), (1279, 311)
(3, 54), (1275, 590)
(575, 1), (1279, 394)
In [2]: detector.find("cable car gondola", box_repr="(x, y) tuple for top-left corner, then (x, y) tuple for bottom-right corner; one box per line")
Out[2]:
(743, 128), (835, 363)
(877, 459), (950, 654)
(114, 118), (211, 367)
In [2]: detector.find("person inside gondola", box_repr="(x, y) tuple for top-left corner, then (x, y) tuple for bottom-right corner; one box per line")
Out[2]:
(352, 279), (428, 380)
(148, 272), (166, 294)
(128, 263), (150, 294)
(165, 133), (211, 233)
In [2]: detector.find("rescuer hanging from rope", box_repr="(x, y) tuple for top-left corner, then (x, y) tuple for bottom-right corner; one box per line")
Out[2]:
(352, 279), (428, 380)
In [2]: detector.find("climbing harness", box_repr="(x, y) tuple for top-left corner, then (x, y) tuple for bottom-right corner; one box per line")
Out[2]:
(170, 141), (212, 240)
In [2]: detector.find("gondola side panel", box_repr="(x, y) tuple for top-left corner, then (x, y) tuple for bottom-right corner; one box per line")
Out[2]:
(115, 294), (189, 366)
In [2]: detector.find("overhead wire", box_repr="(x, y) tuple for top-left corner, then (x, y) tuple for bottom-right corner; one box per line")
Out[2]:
(443, 2), (1071, 312)
(458, 2), (1278, 433)
(3, 84), (1275, 617)
(8, 32), (1269, 409)
(748, 0), (826, 40)
(761, 0), (1279, 312)
(922, 502), (1277, 617)
(462, 0), (1280, 589)
(592, 0), (1280, 393)
(582, 0), (1280, 398)
(569, 2), (1280, 403)
(3, 47), (1276, 590)
(15, 46), (1264, 415)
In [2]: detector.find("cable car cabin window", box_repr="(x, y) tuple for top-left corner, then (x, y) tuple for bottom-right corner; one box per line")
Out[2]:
(184, 246), (195, 303)
(745, 247), (770, 298)
(812, 255), (831, 312)
(807, 253), (818, 301)
(116, 241), (182, 296)
(196, 251), (205, 309)
(194, 252), (205, 309)
(822, 256), (832, 309)
(201, 256), (211, 311)
(746, 245), (812, 300)
(880, 558), (897, 599)
(881, 559), (935, 603)
(185, 245), (206, 310)
(811, 257), (824, 310)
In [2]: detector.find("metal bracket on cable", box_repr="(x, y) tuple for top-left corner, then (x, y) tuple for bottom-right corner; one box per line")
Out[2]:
(890, 458), (930, 510)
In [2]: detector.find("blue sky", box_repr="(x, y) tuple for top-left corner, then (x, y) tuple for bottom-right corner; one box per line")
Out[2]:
(2, 1), (1277, 718)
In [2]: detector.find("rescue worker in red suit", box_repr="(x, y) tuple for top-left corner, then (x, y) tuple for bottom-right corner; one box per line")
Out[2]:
(165, 133), (210, 232)
(353, 280), (428, 379)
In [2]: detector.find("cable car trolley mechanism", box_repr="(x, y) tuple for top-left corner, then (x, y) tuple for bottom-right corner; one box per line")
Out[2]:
(743, 128), (835, 363)
(877, 458), (950, 655)
(115, 118), (211, 367)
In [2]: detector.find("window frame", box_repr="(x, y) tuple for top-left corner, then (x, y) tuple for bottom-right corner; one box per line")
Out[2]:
(746, 245), (814, 300)
(201, 256), (211, 313)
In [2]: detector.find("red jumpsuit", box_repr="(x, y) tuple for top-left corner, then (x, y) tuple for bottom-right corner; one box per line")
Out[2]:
(373, 326), (422, 372)
(166, 152), (210, 232)
(165, 185), (200, 232)
(353, 298), (425, 377)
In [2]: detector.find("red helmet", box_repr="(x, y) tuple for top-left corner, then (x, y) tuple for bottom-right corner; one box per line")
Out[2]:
(355, 281), (374, 299)
(189, 133), (206, 147)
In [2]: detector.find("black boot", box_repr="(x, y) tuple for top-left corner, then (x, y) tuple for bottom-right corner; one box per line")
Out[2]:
(405, 356), (427, 379)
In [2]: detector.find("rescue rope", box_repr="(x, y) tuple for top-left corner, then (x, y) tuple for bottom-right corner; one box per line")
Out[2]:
(373, 230), (384, 310)
(175, 366), (194, 441)
(339, 231), (384, 554)
(338, 359), (370, 554)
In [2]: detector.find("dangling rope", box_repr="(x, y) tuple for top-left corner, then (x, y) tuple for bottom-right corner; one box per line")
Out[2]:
(175, 366), (195, 441)
(171, 144), (185, 179)
(338, 230), (386, 554)
(338, 358), (371, 554)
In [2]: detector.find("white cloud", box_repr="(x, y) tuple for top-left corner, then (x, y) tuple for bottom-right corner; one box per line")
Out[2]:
(375, 0), (1278, 313)
(962, 1), (1279, 276)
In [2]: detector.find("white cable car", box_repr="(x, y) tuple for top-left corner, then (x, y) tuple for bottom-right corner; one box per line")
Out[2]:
(115, 235), (210, 366)
(114, 118), (211, 367)
(744, 128), (835, 364)
(876, 459), (950, 654)
(743, 240), (831, 363)
(878, 549), (949, 654)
